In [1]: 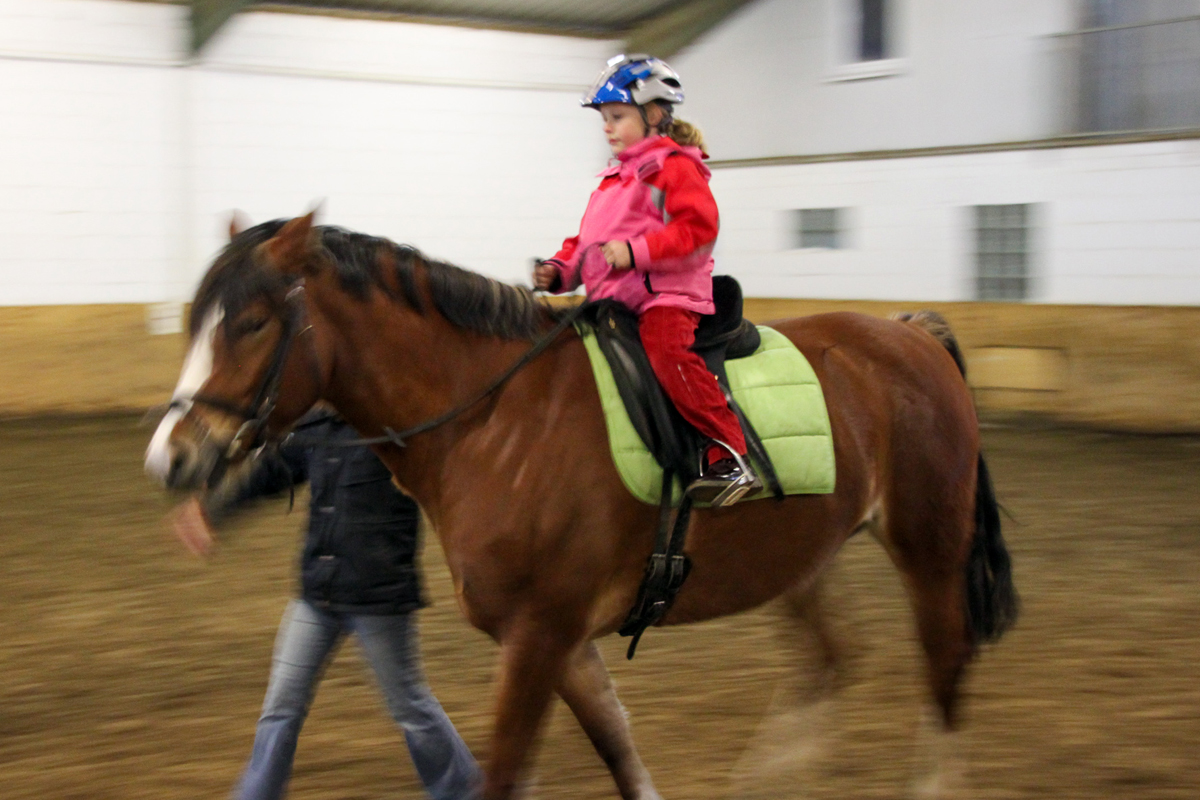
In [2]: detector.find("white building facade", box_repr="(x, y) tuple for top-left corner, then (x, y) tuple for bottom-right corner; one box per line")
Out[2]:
(676, 0), (1200, 305)
(1, 0), (1197, 308)
(0, 0), (617, 306)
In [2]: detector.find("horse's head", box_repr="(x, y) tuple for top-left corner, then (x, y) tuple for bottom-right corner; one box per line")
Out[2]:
(145, 212), (330, 491)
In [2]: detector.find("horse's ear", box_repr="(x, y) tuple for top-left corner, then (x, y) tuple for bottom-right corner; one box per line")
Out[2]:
(264, 211), (318, 275)
(228, 210), (252, 241)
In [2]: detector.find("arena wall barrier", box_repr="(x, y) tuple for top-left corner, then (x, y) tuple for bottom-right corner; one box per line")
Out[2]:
(1, 300), (1196, 432)
(744, 299), (1200, 433)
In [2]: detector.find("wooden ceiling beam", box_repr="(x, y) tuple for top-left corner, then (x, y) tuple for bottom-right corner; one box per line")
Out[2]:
(186, 0), (757, 57)
(191, 0), (255, 55)
(624, 0), (757, 58)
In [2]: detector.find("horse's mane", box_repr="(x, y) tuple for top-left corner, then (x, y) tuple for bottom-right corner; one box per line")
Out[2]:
(190, 219), (562, 340)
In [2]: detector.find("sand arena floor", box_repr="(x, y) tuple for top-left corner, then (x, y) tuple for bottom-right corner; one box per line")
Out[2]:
(0, 416), (1197, 799)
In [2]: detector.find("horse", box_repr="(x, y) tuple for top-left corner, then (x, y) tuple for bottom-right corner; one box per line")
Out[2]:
(146, 212), (1017, 799)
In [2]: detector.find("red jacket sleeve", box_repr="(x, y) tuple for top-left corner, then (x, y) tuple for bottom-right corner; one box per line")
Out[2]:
(628, 155), (719, 272)
(547, 229), (585, 292)
(550, 235), (580, 266)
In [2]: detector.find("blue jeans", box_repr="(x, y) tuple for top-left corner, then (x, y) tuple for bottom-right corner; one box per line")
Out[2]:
(232, 599), (481, 800)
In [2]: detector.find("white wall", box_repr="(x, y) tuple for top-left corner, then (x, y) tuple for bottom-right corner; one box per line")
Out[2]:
(669, 0), (1200, 306)
(0, 0), (617, 305)
(712, 137), (1200, 305)
(0, 0), (182, 305)
(673, 0), (1078, 159)
(2, 0), (1198, 310)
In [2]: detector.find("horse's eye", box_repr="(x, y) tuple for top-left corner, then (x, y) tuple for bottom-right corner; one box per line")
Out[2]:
(239, 317), (269, 336)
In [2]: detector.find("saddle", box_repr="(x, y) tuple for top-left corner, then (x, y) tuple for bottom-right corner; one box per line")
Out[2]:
(578, 276), (784, 658)
(579, 276), (782, 497)
(577, 277), (838, 657)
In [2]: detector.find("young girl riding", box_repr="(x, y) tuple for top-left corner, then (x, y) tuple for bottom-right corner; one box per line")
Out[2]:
(533, 54), (759, 506)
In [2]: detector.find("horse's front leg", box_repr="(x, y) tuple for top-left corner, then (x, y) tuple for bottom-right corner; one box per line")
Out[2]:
(484, 615), (580, 800)
(557, 640), (662, 800)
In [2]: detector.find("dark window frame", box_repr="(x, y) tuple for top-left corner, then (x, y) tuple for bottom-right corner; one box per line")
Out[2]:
(794, 208), (844, 250)
(974, 204), (1033, 301)
(859, 0), (888, 61)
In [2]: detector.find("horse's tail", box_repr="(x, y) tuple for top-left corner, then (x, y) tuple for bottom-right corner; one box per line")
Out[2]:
(966, 453), (1019, 642)
(891, 310), (967, 377)
(893, 310), (1019, 644)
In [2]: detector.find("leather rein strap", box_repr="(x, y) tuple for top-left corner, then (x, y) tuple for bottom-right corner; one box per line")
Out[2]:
(284, 300), (589, 451)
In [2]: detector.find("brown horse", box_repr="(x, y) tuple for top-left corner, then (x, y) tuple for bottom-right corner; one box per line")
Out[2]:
(146, 213), (1016, 799)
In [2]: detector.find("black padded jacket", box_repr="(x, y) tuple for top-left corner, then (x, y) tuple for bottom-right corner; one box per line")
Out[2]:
(209, 414), (424, 615)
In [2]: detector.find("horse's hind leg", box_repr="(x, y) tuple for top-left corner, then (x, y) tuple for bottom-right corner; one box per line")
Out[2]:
(779, 575), (854, 701)
(904, 564), (973, 799)
(730, 576), (850, 795)
(883, 493), (976, 797)
(556, 641), (662, 800)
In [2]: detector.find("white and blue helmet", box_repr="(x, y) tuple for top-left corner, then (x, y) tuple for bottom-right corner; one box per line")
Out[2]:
(581, 54), (685, 109)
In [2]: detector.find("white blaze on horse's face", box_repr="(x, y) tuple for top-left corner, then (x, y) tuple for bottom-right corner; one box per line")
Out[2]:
(144, 306), (222, 485)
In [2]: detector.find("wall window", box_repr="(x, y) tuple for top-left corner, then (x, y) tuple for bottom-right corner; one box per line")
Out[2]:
(794, 208), (844, 249)
(1057, 2), (1200, 133)
(825, 0), (907, 81)
(974, 204), (1032, 301)
(859, 0), (888, 61)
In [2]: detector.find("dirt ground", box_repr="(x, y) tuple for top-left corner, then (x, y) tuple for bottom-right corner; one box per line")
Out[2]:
(0, 415), (1197, 799)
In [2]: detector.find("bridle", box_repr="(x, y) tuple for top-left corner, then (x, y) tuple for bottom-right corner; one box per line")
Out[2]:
(173, 281), (315, 470)
(173, 275), (587, 472)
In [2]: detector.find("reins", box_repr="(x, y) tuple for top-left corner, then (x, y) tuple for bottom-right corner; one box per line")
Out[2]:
(152, 242), (604, 480)
(289, 245), (603, 450)
(156, 274), (586, 462)
(287, 299), (588, 450)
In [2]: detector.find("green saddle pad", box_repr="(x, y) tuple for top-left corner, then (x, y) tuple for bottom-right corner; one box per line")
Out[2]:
(580, 324), (836, 505)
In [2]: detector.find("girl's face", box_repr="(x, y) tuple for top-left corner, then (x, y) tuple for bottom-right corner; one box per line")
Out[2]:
(599, 103), (649, 156)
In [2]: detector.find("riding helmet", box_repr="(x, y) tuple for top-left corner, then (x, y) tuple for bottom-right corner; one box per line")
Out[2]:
(581, 53), (685, 108)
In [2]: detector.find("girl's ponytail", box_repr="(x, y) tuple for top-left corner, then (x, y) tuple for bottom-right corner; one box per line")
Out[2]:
(665, 118), (707, 155)
(648, 100), (708, 156)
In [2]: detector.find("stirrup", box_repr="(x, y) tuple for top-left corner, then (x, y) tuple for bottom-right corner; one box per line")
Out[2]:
(685, 440), (762, 508)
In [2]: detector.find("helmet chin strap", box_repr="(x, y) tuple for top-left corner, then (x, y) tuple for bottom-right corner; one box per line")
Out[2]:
(637, 102), (671, 137)
(637, 104), (653, 136)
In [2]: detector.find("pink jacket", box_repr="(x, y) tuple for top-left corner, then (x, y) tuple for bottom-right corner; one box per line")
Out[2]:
(547, 136), (718, 315)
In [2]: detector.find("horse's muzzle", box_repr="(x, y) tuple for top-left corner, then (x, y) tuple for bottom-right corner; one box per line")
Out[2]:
(153, 436), (219, 491)
(146, 410), (227, 492)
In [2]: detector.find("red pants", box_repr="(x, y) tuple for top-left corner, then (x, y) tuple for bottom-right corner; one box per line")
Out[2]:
(639, 305), (746, 457)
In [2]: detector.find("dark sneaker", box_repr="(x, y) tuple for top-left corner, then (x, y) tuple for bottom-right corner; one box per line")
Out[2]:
(686, 457), (762, 507)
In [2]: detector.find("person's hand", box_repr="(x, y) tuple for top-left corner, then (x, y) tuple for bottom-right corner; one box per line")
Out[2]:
(532, 260), (559, 291)
(168, 495), (217, 558)
(601, 241), (632, 271)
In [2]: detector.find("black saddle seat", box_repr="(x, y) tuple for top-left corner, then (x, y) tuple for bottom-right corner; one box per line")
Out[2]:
(695, 275), (760, 362)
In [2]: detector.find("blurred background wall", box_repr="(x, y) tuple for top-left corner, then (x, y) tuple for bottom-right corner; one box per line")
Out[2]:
(1, 0), (1198, 429)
